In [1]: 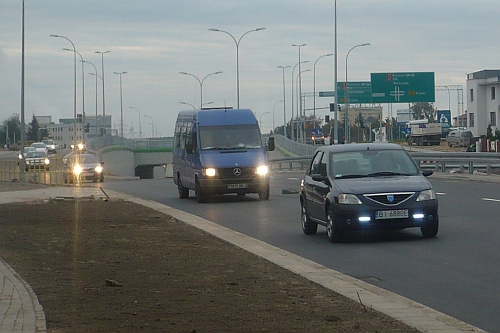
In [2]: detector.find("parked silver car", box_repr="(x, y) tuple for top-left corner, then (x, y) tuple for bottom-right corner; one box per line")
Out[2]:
(446, 130), (473, 147)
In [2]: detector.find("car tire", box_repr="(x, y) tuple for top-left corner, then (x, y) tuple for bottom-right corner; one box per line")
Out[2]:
(178, 177), (189, 199)
(301, 202), (317, 235)
(195, 179), (207, 203)
(327, 210), (343, 243)
(258, 184), (270, 201)
(421, 217), (439, 238)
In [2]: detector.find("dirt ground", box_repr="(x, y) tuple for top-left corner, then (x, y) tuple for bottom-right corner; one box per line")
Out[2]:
(0, 181), (419, 333)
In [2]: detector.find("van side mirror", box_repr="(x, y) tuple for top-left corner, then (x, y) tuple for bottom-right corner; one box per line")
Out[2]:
(266, 137), (275, 151)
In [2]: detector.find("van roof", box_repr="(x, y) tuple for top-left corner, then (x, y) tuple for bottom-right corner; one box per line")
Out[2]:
(177, 108), (258, 126)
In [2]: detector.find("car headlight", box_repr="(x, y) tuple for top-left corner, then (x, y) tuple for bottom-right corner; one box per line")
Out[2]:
(44, 158), (50, 165)
(204, 168), (216, 177)
(256, 165), (269, 176)
(18, 153), (22, 159)
(73, 164), (83, 175)
(338, 194), (362, 205)
(95, 165), (103, 173)
(417, 189), (436, 201)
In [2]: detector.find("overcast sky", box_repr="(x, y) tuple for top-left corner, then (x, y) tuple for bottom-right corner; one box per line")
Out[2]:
(1, 0), (499, 136)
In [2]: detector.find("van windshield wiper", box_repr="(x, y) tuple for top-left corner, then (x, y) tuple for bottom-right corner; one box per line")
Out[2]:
(367, 171), (410, 177)
(334, 174), (369, 179)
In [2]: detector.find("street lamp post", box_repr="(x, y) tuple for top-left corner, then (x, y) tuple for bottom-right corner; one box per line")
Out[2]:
(89, 72), (104, 135)
(277, 66), (290, 136)
(296, 69), (311, 142)
(114, 72), (127, 137)
(179, 71), (222, 108)
(313, 53), (333, 130)
(63, 48), (86, 142)
(95, 50), (110, 135)
(293, 44), (306, 142)
(128, 107), (142, 138)
(84, 60), (99, 136)
(291, 60), (309, 141)
(273, 100), (284, 133)
(259, 112), (270, 132)
(209, 27), (266, 108)
(345, 43), (370, 144)
(144, 115), (155, 138)
(50, 34), (77, 146)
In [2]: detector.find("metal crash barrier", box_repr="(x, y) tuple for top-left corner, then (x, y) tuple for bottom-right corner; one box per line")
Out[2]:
(0, 157), (66, 186)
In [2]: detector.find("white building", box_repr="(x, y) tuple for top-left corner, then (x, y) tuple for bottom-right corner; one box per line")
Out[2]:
(466, 70), (500, 137)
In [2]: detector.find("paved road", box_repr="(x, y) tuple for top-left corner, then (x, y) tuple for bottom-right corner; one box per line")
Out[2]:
(102, 172), (500, 333)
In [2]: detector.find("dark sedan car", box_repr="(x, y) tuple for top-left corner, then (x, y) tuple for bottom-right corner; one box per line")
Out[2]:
(63, 153), (104, 183)
(300, 143), (438, 243)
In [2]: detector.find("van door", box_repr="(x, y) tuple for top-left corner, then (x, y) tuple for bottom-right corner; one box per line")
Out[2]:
(183, 123), (200, 189)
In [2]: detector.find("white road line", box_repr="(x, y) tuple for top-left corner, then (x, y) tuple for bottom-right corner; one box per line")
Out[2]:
(481, 197), (500, 203)
(436, 192), (446, 196)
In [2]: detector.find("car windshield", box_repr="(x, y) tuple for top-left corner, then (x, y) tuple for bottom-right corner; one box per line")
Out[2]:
(31, 143), (45, 148)
(26, 151), (46, 158)
(330, 149), (419, 179)
(72, 154), (98, 164)
(199, 124), (262, 150)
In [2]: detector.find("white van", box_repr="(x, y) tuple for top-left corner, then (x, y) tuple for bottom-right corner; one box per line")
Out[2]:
(446, 130), (473, 147)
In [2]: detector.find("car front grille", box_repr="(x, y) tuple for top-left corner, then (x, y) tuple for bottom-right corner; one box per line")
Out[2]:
(363, 192), (415, 206)
(217, 167), (255, 179)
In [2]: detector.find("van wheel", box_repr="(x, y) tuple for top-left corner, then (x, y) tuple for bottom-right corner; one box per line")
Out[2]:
(178, 177), (189, 199)
(258, 184), (270, 200)
(195, 180), (207, 203)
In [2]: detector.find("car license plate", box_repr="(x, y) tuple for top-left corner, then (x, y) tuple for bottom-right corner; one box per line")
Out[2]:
(375, 209), (408, 219)
(227, 183), (247, 189)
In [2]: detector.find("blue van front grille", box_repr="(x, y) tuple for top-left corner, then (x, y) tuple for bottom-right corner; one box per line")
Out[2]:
(217, 167), (254, 179)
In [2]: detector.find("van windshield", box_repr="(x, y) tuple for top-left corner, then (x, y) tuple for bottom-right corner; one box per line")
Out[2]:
(200, 124), (262, 150)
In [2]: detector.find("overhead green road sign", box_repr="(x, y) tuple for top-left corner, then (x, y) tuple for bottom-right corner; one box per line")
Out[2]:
(319, 91), (335, 97)
(371, 72), (435, 103)
(337, 81), (372, 103)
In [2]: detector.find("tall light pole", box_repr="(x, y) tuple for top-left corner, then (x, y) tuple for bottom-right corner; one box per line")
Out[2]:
(296, 69), (311, 142)
(84, 60), (99, 136)
(144, 115), (155, 137)
(345, 43), (370, 143)
(333, 0), (339, 144)
(179, 101), (196, 110)
(20, 0), (26, 183)
(313, 53), (333, 130)
(291, 60), (309, 141)
(89, 72), (104, 135)
(95, 50), (110, 134)
(209, 27), (266, 108)
(179, 71), (222, 108)
(273, 100), (284, 133)
(293, 44), (306, 142)
(63, 48), (86, 142)
(50, 34), (77, 146)
(128, 107), (142, 138)
(259, 112), (270, 132)
(114, 71), (127, 137)
(277, 66), (290, 137)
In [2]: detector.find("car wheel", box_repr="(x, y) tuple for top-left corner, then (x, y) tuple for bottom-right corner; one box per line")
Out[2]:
(178, 177), (189, 199)
(326, 210), (343, 243)
(421, 217), (439, 238)
(258, 184), (270, 201)
(195, 179), (207, 203)
(301, 201), (317, 235)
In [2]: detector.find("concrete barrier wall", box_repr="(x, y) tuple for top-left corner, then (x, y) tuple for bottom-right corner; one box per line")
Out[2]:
(100, 150), (136, 177)
(134, 152), (172, 165)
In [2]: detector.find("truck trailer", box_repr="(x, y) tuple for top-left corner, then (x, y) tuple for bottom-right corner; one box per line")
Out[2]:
(406, 120), (442, 146)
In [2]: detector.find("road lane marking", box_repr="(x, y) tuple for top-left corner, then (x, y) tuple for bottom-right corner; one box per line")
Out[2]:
(481, 198), (500, 203)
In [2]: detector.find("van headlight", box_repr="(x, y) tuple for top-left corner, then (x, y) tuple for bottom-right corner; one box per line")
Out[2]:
(73, 164), (83, 176)
(95, 165), (103, 173)
(417, 189), (436, 201)
(204, 168), (216, 177)
(256, 165), (269, 176)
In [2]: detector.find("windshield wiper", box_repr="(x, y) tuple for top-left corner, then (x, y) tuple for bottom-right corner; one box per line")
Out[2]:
(334, 174), (369, 179)
(367, 171), (410, 177)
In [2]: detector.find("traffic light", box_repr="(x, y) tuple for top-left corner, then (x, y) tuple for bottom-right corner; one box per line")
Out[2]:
(325, 115), (330, 123)
(85, 123), (90, 132)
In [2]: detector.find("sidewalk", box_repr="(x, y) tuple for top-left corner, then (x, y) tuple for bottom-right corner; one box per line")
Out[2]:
(0, 184), (486, 333)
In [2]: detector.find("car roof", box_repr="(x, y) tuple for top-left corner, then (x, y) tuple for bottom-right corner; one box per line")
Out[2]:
(315, 142), (405, 154)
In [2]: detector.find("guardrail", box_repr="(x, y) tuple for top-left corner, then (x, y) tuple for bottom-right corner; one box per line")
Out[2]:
(0, 157), (67, 186)
(268, 142), (500, 175)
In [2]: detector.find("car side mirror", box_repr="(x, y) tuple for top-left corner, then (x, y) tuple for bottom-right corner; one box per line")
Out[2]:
(421, 170), (433, 177)
(266, 137), (275, 151)
(312, 174), (329, 183)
